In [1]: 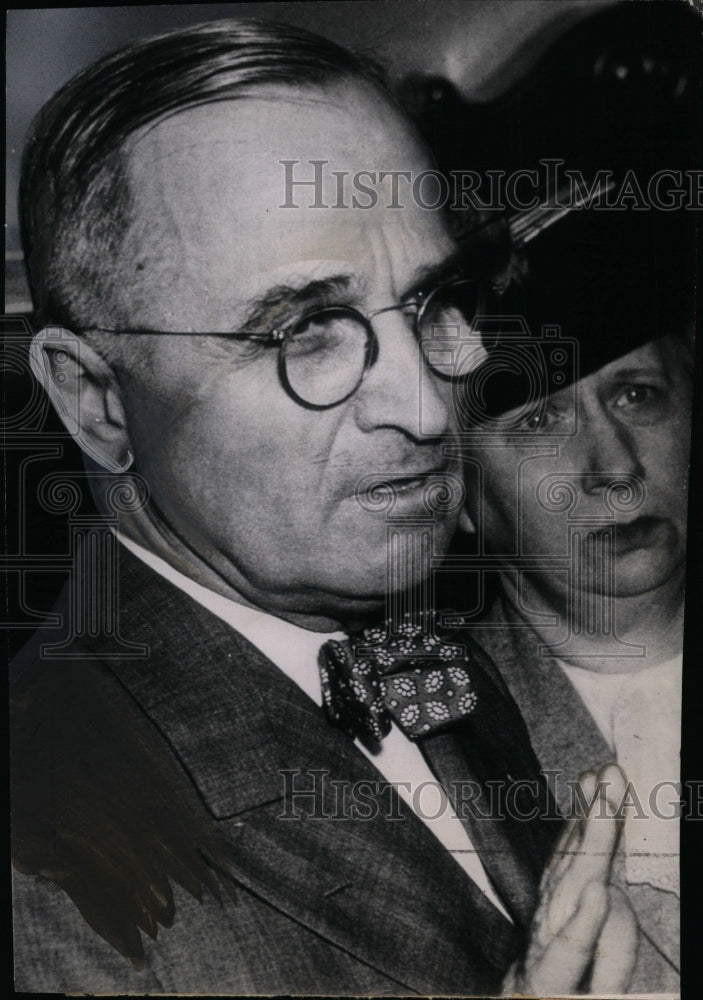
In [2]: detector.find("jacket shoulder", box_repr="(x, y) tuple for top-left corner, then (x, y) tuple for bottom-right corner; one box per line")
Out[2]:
(11, 650), (235, 967)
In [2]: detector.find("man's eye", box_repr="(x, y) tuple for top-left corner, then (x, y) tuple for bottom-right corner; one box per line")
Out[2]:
(286, 316), (348, 359)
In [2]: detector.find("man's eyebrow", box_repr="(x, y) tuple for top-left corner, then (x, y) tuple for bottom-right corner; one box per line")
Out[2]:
(238, 252), (471, 331)
(240, 275), (359, 331)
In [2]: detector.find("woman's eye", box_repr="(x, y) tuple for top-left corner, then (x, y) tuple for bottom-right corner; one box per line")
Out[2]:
(523, 412), (544, 430)
(610, 382), (673, 425)
(519, 405), (560, 431)
(614, 385), (654, 408)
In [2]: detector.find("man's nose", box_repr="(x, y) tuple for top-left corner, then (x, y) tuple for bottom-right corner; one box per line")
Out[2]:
(352, 310), (454, 440)
(580, 413), (645, 493)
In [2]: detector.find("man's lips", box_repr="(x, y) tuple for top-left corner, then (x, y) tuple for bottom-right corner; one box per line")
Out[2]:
(380, 467), (452, 492)
(348, 463), (459, 505)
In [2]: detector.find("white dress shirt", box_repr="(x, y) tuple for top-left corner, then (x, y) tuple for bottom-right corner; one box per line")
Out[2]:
(118, 534), (512, 921)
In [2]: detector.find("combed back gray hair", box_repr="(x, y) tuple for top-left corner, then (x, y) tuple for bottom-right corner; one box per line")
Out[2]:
(20, 18), (389, 330)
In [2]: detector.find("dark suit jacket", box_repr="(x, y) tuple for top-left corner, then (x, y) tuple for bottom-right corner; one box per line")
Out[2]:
(11, 547), (559, 995)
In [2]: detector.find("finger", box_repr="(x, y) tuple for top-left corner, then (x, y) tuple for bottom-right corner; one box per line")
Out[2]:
(577, 768), (627, 879)
(544, 789), (622, 934)
(539, 815), (577, 894)
(537, 764), (626, 935)
(589, 887), (639, 995)
(597, 762), (627, 811)
(499, 960), (520, 995)
(547, 769), (599, 883)
(523, 880), (609, 995)
(575, 770), (598, 814)
(568, 765), (625, 823)
(537, 771), (600, 915)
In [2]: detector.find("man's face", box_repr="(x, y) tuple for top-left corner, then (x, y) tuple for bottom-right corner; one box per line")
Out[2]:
(464, 337), (692, 601)
(110, 81), (462, 619)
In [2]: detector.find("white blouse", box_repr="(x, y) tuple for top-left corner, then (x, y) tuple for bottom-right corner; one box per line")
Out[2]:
(559, 655), (681, 896)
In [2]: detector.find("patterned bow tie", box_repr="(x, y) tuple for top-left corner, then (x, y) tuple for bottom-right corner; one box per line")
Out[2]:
(319, 615), (479, 754)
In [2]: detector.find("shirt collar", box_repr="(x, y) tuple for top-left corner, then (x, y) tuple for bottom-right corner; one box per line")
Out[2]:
(117, 533), (345, 706)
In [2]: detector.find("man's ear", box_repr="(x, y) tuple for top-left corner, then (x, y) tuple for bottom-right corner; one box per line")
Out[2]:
(30, 327), (133, 473)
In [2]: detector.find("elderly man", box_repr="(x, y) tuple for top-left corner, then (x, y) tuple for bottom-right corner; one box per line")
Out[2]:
(11, 19), (631, 995)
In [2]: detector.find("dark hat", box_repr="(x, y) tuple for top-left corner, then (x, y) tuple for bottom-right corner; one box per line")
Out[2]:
(402, 0), (701, 424)
(466, 201), (697, 423)
(518, 201), (695, 366)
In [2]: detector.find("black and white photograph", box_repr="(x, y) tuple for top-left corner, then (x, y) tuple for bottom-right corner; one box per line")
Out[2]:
(6, 2), (702, 996)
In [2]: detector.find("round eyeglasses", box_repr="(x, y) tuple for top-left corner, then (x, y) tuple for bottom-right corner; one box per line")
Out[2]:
(84, 279), (485, 410)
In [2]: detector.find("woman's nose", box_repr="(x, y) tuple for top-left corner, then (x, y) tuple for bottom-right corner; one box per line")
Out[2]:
(579, 413), (645, 493)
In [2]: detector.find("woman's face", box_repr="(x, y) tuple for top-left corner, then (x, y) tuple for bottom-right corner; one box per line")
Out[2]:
(464, 335), (693, 601)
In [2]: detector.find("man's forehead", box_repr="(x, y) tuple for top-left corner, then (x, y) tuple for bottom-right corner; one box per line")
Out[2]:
(127, 81), (422, 176)
(124, 86), (436, 244)
(115, 87), (453, 328)
(243, 259), (361, 298)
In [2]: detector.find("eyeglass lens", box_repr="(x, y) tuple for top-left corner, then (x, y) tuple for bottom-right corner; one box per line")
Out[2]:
(282, 308), (370, 407)
(282, 282), (482, 407)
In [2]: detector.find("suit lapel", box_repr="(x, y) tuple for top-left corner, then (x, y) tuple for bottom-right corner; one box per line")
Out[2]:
(217, 680), (521, 994)
(419, 653), (561, 928)
(103, 549), (520, 994)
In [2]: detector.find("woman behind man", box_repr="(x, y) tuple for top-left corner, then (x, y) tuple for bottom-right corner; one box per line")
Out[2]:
(459, 201), (693, 993)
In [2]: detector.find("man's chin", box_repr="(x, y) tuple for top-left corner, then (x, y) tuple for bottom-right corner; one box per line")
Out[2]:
(332, 516), (456, 591)
(311, 554), (440, 613)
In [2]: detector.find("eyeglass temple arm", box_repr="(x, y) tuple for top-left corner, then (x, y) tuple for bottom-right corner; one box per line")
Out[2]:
(81, 326), (286, 342)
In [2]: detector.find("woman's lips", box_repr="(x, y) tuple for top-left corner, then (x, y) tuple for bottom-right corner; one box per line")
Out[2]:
(612, 516), (667, 553)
